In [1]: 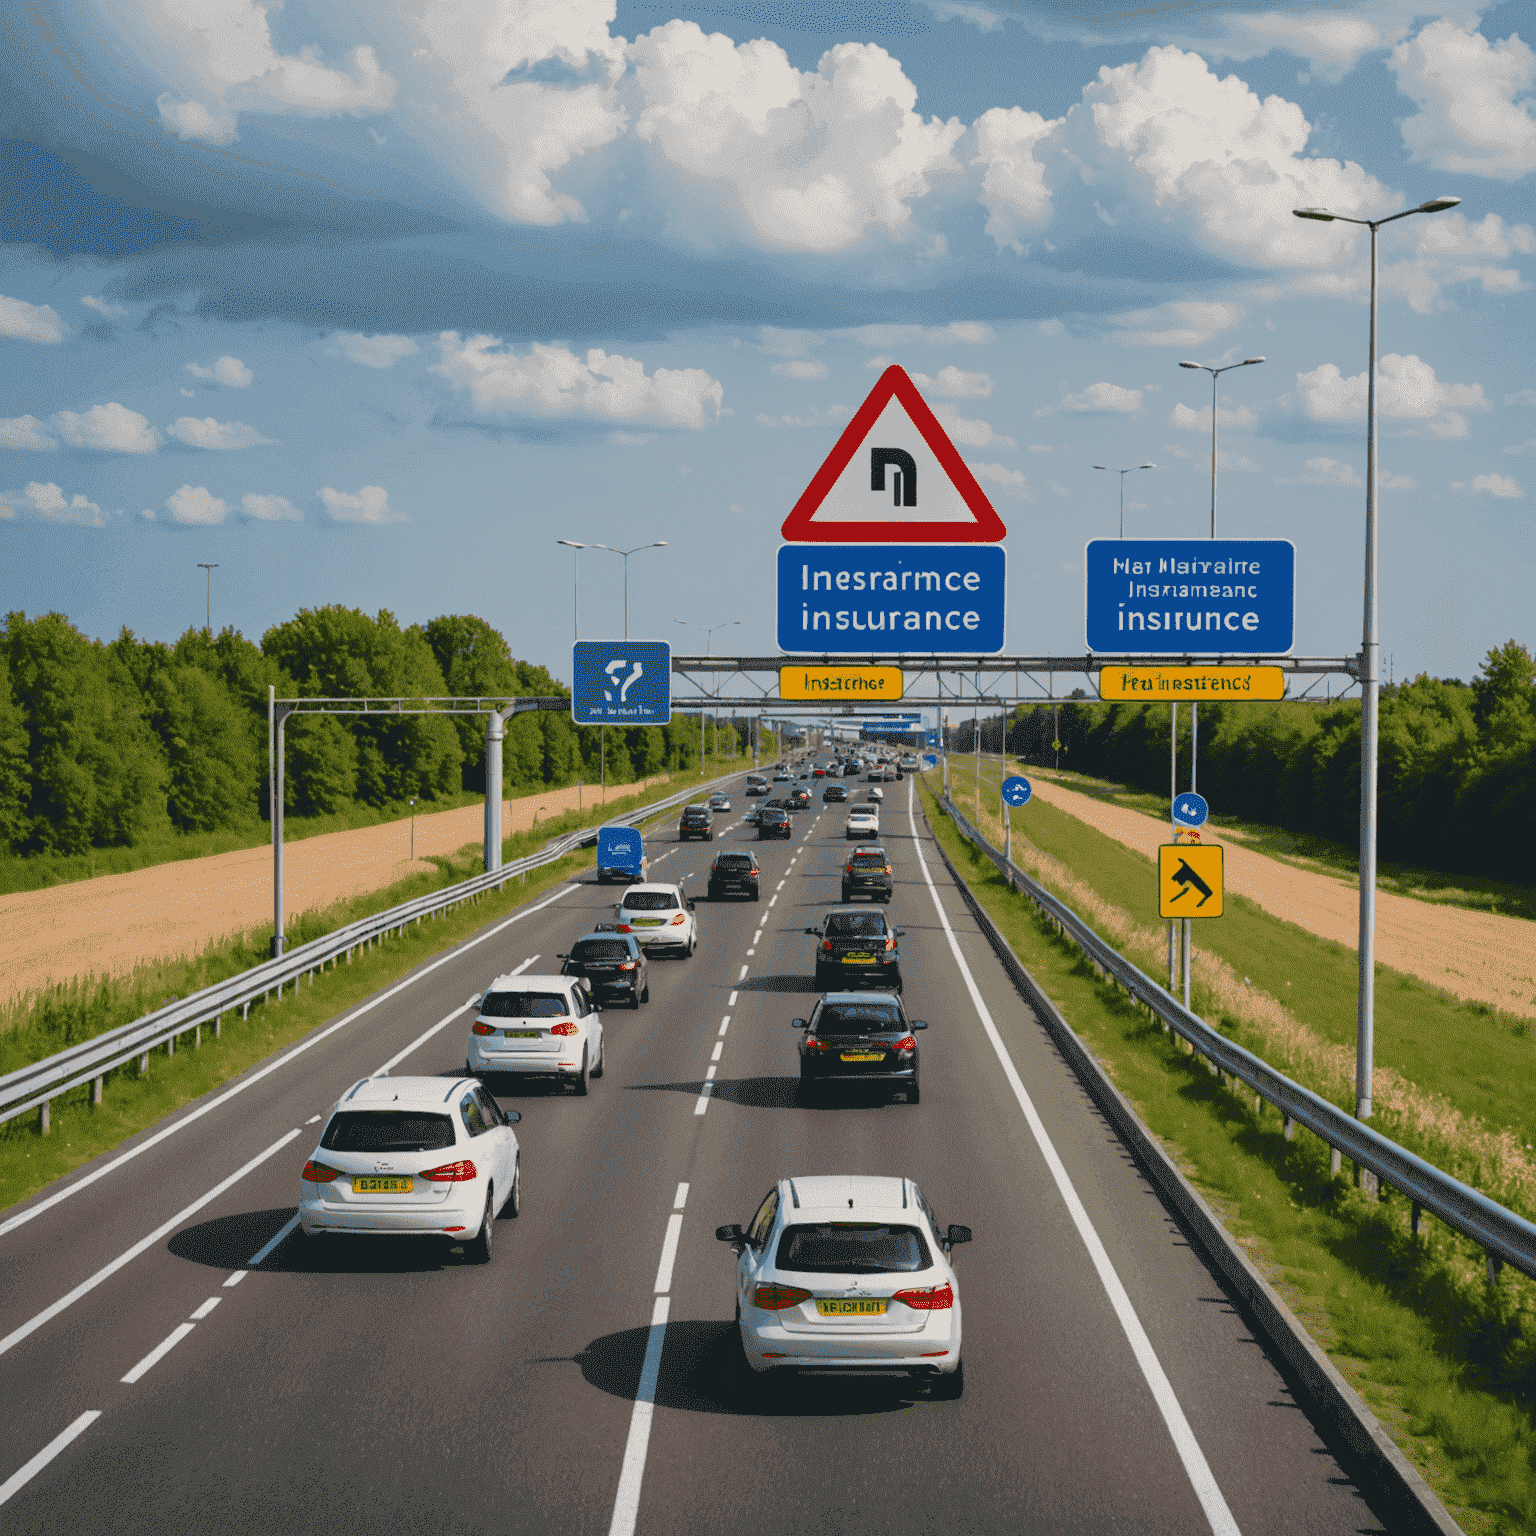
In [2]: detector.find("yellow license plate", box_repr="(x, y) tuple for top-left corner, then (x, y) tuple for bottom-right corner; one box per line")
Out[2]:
(352, 1176), (413, 1194)
(634, 918), (663, 926)
(816, 1298), (888, 1316)
(841, 1052), (883, 1062)
(507, 1029), (539, 1038)
(842, 953), (872, 963)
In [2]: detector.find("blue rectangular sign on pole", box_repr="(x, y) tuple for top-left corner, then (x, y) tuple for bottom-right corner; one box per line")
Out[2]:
(777, 544), (1006, 655)
(1084, 538), (1295, 655)
(572, 640), (672, 726)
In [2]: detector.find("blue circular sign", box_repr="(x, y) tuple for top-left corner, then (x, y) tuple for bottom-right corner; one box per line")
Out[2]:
(1172, 792), (1209, 828)
(1001, 775), (1033, 807)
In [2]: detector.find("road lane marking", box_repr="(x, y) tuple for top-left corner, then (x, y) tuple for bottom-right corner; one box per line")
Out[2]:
(0, 1127), (303, 1359)
(247, 1213), (300, 1267)
(705, 1066), (716, 1080)
(607, 1296), (670, 1536)
(738, 966), (749, 981)
(728, 991), (738, 1005)
(653, 1215), (684, 1293)
(752, 930), (763, 944)
(0, 1410), (101, 1507)
(768, 895), (777, 907)
(0, 885), (578, 1240)
(673, 1183), (689, 1209)
(906, 784), (1240, 1536)
(711, 1042), (723, 1061)
(121, 1322), (195, 1384)
(305, 1115), (321, 1125)
(222, 1271), (247, 1288)
(189, 1297), (221, 1321)
(377, 997), (480, 1076)
(718, 1016), (730, 1036)
(693, 1083), (713, 1116)
(776, 881), (785, 891)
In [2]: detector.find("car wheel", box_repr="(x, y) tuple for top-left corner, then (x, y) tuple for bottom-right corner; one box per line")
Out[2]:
(572, 1049), (588, 1096)
(591, 1036), (604, 1078)
(642, 983), (650, 1003)
(906, 1080), (920, 1105)
(630, 989), (641, 1010)
(505, 1158), (521, 1218)
(928, 1360), (964, 1400)
(465, 1189), (494, 1264)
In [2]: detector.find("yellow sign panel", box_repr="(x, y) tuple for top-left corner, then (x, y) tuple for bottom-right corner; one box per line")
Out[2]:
(1097, 666), (1286, 702)
(779, 666), (904, 701)
(1158, 844), (1224, 918)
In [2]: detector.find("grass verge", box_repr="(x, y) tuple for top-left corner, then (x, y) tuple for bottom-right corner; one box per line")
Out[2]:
(921, 776), (1536, 1535)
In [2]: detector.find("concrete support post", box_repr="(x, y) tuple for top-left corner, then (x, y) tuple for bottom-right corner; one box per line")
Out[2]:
(485, 708), (506, 874)
(1412, 1201), (1423, 1238)
(215, 1014), (222, 1039)
(139, 1052), (150, 1076)
(1283, 1115), (1296, 1141)
(92, 1076), (103, 1107)
(39, 1100), (49, 1134)
(1329, 1146), (1342, 1177)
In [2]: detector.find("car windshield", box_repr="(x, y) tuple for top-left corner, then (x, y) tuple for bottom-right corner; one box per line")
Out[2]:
(851, 855), (886, 869)
(321, 1111), (455, 1153)
(481, 991), (568, 1017)
(814, 1002), (904, 1036)
(776, 1223), (931, 1274)
(825, 912), (887, 937)
(623, 891), (678, 911)
(572, 940), (631, 962)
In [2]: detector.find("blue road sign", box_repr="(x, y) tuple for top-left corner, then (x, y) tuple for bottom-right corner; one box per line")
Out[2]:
(1001, 775), (1033, 807)
(1084, 538), (1295, 655)
(1172, 792), (1209, 828)
(926, 731), (938, 748)
(923, 753), (938, 768)
(778, 544), (1006, 654)
(572, 640), (672, 726)
(596, 825), (647, 881)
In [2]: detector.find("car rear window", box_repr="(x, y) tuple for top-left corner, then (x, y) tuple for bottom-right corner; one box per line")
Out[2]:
(814, 1002), (904, 1035)
(716, 854), (754, 869)
(481, 991), (568, 1017)
(776, 1223), (931, 1274)
(572, 939), (630, 961)
(825, 912), (887, 937)
(851, 855), (886, 869)
(321, 1111), (455, 1153)
(622, 891), (678, 911)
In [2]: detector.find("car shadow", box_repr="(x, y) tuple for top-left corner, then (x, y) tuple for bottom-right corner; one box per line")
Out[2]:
(626, 1076), (914, 1112)
(544, 1319), (924, 1416)
(738, 973), (821, 994)
(168, 1207), (299, 1270)
(167, 1208), (500, 1273)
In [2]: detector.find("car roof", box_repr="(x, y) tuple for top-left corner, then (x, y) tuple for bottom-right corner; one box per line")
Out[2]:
(621, 882), (684, 895)
(338, 1075), (477, 1108)
(849, 844), (887, 855)
(778, 1173), (915, 1220)
(823, 904), (888, 919)
(574, 930), (639, 945)
(484, 972), (576, 991)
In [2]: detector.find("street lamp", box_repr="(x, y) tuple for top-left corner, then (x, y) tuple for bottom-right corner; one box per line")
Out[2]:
(1091, 464), (1155, 537)
(408, 797), (417, 863)
(1293, 194), (1459, 1127)
(589, 542), (669, 640)
(556, 540), (584, 640)
(677, 617), (739, 773)
(1177, 358), (1265, 536)
(196, 563), (218, 632)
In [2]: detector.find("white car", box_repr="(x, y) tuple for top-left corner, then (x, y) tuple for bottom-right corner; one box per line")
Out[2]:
(615, 882), (698, 956)
(709, 794), (732, 812)
(467, 974), (605, 1092)
(717, 1174), (970, 1390)
(298, 1075), (520, 1262)
(845, 809), (879, 840)
(868, 787), (884, 803)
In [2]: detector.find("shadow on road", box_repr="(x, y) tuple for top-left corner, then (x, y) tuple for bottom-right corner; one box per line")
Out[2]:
(625, 1076), (916, 1112)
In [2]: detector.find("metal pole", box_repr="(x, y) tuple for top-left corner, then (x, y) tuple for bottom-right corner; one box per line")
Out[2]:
(273, 696), (286, 959)
(1168, 702), (1177, 994)
(198, 563), (218, 631)
(623, 556), (629, 640)
(1210, 370), (1219, 537)
(269, 686), (278, 957)
(1184, 706), (1196, 1011)
(1358, 221), (1380, 1126)
(485, 711), (504, 873)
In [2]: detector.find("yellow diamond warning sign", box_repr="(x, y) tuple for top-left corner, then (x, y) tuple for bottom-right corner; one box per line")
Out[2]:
(1159, 844), (1224, 918)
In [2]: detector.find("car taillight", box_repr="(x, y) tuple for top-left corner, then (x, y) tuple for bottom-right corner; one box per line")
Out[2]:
(753, 1283), (812, 1310)
(893, 1284), (953, 1311)
(802, 1037), (832, 1051)
(670, 913), (686, 925)
(472, 1021), (494, 1035)
(619, 960), (637, 971)
(300, 1160), (341, 1183)
(616, 922), (633, 933)
(821, 940), (832, 951)
(549, 1021), (579, 1036)
(420, 1159), (478, 1182)
(888, 1035), (917, 1051)
(884, 865), (892, 874)
(884, 935), (896, 950)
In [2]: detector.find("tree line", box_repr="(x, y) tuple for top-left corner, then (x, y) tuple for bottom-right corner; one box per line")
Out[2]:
(1003, 641), (1534, 882)
(0, 607), (752, 858)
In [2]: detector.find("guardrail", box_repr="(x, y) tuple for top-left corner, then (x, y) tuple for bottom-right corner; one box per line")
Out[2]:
(1, 771), (743, 1132)
(931, 782), (1536, 1285)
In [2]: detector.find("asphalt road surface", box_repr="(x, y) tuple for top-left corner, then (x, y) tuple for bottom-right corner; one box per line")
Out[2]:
(1, 771), (1392, 1534)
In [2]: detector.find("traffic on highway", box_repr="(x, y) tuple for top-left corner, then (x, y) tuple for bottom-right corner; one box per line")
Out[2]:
(0, 760), (1392, 1533)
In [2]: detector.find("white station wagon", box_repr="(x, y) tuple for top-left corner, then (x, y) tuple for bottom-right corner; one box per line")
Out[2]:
(466, 974), (605, 1093)
(614, 882), (698, 956)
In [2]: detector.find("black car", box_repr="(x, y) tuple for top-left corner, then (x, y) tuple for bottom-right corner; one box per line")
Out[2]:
(709, 850), (761, 900)
(788, 787), (812, 809)
(793, 992), (925, 1103)
(678, 805), (714, 841)
(743, 804), (763, 826)
(822, 782), (849, 803)
(745, 780), (769, 797)
(558, 931), (650, 1009)
(807, 907), (904, 991)
(758, 807), (792, 839)
(842, 845), (893, 903)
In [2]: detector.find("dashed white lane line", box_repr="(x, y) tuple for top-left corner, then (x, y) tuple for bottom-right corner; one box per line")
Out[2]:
(121, 1322), (195, 1384)
(222, 1270), (247, 1289)
(906, 782), (1240, 1536)
(752, 930), (763, 944)
(673, 1183), (689, 1210)
(768, 895), (777, 908)
(705, 1066), (717, 1081)
(607, 1296), (670, 1536)
(189, 1297), (222, 1321)
(711, 1042), (723, 1061)
(0, 1411), (101, 1507)
(377, 996), (481, 1076)
(246, 1215), (299, 1268)
(718, 1016), (730, 1036)
(653, 1215), (684, 1293)
(738, 965), (749, 982)
(776, 880), (785, 891)
(728, 991), (738, 1005)
(305, 1115), (322, 1125)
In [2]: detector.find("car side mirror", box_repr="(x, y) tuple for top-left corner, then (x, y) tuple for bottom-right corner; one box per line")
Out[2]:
(791, 1018), (808, 1029)
(716, 1223), (745, 1245)
(804, 928), (821, 937)
(504, 1110), (521, 1123)
(592, 1004), (604, 1013)
(687, 899), (696, 911)
(945, 1224), (972, 1249)
(911, 1020), (928, 1030)
(556, 953), (569, 961)
(895, 929), (906, 937)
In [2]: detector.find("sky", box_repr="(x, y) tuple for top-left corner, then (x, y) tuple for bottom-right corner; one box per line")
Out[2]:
(2, 0), (1534, 703)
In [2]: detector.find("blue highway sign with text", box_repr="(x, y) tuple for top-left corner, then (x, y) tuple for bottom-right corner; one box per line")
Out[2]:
(572, 640), (672, 726)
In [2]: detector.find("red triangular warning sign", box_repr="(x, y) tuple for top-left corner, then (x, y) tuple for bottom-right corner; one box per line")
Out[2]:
(781, 365), (1007, 544)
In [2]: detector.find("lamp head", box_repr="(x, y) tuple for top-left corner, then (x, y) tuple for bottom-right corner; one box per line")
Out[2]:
(1178, 361), (1202, 369)
(1293, 207), (1334, 221)
(1140, 463), (1155, 469)
(1242, 357), (1266, 365)
(557, 539), (585, 548)
(1418, 196), (1460, 213)
(1092, 464), (1108, 470)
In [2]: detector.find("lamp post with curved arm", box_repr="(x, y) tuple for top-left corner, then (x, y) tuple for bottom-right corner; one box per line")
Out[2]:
(1091, 464), (1155, 537)
(677, 618), (740, 773)
(589, 541), (669, 640)
(1176, 357), (1265, 537)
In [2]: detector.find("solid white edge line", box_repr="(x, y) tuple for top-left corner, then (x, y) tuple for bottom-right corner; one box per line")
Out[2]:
(653, 1213), (684, 1293)
(120, 1321), (195, 1384)
(906, 781), (1240, 1536)
(0, 1409), (102, 1506)
(0, 1127), (302, 1359)
(607, 1295), (671, 1536)
(247, 1213), (300, 1268)
(0, 884), (578, 1240)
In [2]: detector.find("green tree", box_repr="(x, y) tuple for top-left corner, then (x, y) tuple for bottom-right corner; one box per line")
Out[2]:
(423, 614), (520, 792)
(148, 665), (263, 832)
(285, 713), (359, 816)
(0, 663), (29, 853)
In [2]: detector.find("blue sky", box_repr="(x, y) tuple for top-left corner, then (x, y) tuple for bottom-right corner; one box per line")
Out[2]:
(2, 0), (1533, 693)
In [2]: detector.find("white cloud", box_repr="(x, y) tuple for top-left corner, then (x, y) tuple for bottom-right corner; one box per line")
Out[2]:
(1171, 402), (1257, 431)
(165, 484), (227, 524)
(0, 294), (66, 344)
(187, 355), (253, 387)
(1453, 472), (1523, 499)
(1507, 389), (1536, 406)
(910, 366), (992, 398)
(757, 328), (822, 357)
(934, 408), (1013, 449)
(1206, 13), (1384, 84)
(157, 94), (238, 145)
(971, 106), (1061, 253)
(0, 482), (106, 526)
(1390, 21), (1536, 179)
(1276, 456), (1415, 489)
(839, 322), (994, 347)
(325, 332), (420, 369)
(1108, 301), (1241, 347)
(1297, 354), (1487, 436)
(770, 360), (828, 380)
(53, 403), (161, 453)
(240, 492), (302, 521)
(434, 333), (724, 429)
(971, 461), (1030, 498)
(1502, 439), (1536, 457)
(629, 23), (964, 251)
(80, 295), (128, 318)
(0, 416), (59, 451)
(320, 485), (404, 524)
(1047, 382), (1142, 415)
(167, 416), (274, 450)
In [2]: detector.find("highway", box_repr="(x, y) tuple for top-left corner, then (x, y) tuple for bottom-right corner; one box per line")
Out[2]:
(1, 769), (1393, 1534)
